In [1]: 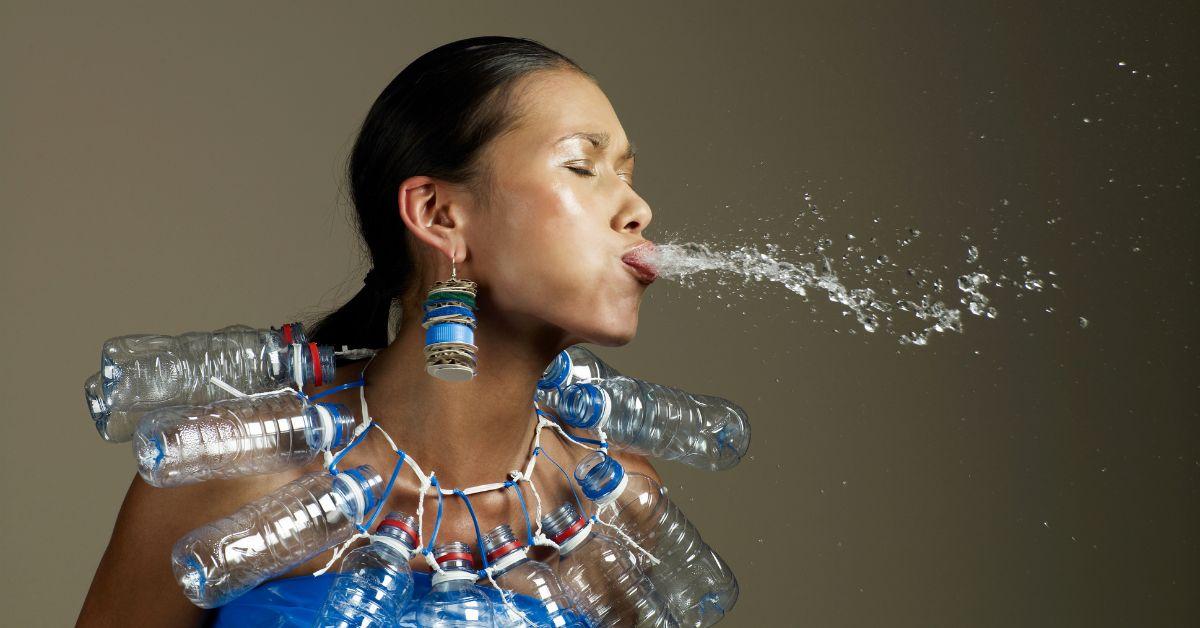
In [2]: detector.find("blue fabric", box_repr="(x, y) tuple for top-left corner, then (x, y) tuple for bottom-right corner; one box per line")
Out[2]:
(209, 569), (567, 627)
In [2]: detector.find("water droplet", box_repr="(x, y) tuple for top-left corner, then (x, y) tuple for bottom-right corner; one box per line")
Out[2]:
(1078, 317), (1089, 329)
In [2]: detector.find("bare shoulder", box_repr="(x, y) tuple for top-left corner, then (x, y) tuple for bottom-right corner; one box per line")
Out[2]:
(78, 468), (305, 626)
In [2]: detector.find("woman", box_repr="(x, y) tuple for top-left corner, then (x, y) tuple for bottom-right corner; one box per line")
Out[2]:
(78, 36), (662, 626)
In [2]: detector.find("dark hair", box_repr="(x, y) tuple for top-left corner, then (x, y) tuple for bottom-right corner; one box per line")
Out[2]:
(304, 36), (591, 350)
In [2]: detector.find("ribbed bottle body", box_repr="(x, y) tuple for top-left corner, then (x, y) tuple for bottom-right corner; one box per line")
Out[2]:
(133, 390), (351, 487)
(416, 578), (496, 627)
(171, 467), (379, 608)
(557, 530), (678, 628)
(598, 475), (738, 627)
(314, 543), (415, 628)
(101, 325), (285, 410)
(492, 558), (588, 627)
(568, 376), (750, 471)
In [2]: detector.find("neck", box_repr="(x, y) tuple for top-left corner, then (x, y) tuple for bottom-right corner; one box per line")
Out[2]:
(359, 303), (567, 488)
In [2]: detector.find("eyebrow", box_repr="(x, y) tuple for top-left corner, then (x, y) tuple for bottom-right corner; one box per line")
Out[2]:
(557, 131), (638, 161)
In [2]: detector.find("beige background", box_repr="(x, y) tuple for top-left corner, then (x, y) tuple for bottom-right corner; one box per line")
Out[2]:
(2, 2), (1197, 626)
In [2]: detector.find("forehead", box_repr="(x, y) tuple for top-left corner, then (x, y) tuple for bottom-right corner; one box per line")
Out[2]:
(506, 70), (626, 150)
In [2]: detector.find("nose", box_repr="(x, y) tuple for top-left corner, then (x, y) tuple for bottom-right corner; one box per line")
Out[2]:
(612, 193), (653, 236)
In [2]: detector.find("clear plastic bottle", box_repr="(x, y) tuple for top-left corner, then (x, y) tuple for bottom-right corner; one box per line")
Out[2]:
(315, 511), (420, 628)
(535, 345), (622, 418)
(171, 464), (382, 608)
(91, 322), (331, 443)
(416, 542), (496, 627)
(132, 389), (357, 487)
(480, 523), (588, 627)
(557, 375), (750, 471)
(575, 452), (738, 627)
(541, 502), (678, 628)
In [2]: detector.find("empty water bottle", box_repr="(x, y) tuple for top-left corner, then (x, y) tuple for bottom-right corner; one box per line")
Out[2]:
(416, 542), (495, 626)
(481, 523), (588, 627)
(132, 389), (357, 487)
(315, 511), (420, 628)
(171, 464), (382, 608)
(558, 375), (750, 471)
(575, 452), (738, 627)
(90, 322), (331, 443)
(536, 345), (622, 417)
(541, 502), (678, 628)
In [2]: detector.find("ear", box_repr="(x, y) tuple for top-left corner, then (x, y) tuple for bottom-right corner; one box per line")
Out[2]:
(396, 175), (469, 264)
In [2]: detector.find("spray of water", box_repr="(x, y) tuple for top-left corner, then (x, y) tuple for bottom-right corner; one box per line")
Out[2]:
(628, 234), (1059, 346)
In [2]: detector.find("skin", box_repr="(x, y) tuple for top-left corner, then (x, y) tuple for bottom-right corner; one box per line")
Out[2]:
(78, 68), (661, 626)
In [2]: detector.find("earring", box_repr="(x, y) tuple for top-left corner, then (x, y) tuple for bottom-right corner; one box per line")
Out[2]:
(420, 248), (479, 381)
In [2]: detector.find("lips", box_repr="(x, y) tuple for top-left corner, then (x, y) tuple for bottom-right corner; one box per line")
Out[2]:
(621, 241), (658, 284)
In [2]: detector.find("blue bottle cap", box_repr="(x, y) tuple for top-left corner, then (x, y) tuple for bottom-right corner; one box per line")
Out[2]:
(537, 350), (573, 390)
(559, 382), (607, 429)
(424, 321), (474, 346)
(338, 465), (383, 521)
(421, 304), (476, 325)
(306, 402), (356, 450)
(574, 451), (625, 501)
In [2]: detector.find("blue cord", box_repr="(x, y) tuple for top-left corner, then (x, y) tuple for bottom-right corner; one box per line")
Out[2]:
(326, 423), (373, 473)
(509, 480), (534, 546)
(360, 430), (406, 531)
(307, 378), (365, 402)
(535, 446), (587, 518)
(453, 489), (490, 574)
(423, 476), (444, 556)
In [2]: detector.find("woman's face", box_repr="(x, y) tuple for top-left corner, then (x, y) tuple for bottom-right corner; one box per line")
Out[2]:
(464, 70), (654, 348)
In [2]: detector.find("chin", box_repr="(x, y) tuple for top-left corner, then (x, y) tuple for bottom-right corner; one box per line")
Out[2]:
(574, 316), (639, 347)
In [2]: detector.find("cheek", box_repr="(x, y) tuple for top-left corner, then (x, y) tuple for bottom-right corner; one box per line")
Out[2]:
(470, 177), (640, 333)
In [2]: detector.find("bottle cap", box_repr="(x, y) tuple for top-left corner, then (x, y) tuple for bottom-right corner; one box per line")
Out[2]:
(537, 350), (573, 390)
(432, 541), (477, 572)
(284, 343), (337, 387)
(306, 402), (355, 450)
(574, 451), (627, 503)
(424, 321), (475, 346)
(560, 382), (608, 429)
(481, 523), (526, 562)
(276, 321), (307, 345)
(334, 465), (383, 523)
(375, 511), (419, 550)
(540, 502), (591, 550)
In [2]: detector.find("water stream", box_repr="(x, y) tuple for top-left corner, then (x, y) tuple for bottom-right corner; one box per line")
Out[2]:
(630, 220), (1065, 346)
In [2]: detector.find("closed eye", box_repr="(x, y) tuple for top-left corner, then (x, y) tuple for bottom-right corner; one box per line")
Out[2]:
(567, 165), (635, 188)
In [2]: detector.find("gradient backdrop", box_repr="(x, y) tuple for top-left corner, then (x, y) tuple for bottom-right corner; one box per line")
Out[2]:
(2, 2), (1196, 626)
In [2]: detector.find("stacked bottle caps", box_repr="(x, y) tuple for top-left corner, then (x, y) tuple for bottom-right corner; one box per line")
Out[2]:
(420, 277), (480, 382)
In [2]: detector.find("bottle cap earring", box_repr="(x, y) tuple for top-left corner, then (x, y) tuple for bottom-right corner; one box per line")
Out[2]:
(420, 248), (479, 381)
